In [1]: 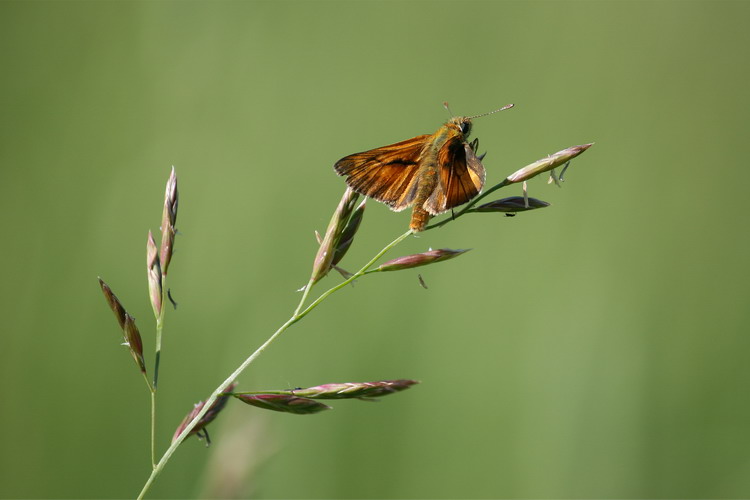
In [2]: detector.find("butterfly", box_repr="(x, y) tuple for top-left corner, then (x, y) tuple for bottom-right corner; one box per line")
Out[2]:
(334, 104), (513, 231)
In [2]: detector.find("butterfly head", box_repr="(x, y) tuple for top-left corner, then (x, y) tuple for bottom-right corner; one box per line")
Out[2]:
(441, 103), (513, 140)
(448, 116), (473, 139)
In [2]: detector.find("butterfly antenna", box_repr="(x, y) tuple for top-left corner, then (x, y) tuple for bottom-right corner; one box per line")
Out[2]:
(442, 101), (454, 117)
(468, 103), (515, 119)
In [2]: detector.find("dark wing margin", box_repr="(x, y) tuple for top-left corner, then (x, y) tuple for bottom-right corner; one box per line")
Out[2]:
(334, 135), (429, 212)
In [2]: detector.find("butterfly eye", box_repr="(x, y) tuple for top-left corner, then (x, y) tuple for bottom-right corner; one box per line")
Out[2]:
(460, 122), (472, 136)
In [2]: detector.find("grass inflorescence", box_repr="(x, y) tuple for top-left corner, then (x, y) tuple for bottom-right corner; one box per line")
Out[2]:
(98, 136), (593, 499)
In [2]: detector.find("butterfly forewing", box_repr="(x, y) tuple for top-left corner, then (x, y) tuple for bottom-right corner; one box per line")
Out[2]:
(334, 135), (429, 211)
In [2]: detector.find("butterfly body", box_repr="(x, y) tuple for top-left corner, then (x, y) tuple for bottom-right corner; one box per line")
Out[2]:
(334, 116), (485, 232)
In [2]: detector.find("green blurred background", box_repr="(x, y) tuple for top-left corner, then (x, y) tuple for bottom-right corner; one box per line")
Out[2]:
(2, 1), (749, 498)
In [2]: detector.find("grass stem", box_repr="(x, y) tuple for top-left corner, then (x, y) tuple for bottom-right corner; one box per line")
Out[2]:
(136, 229), (412, 499)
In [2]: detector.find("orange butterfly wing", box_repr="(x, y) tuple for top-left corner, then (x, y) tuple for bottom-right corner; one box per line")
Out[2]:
(334, 135), (430, 212)
(424, 139), (486, 215)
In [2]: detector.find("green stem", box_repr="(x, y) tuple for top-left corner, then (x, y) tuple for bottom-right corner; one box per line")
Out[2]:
(140, 368), (154, 390)
(294, 277), (315, 317)
(153, 275), (166, 389)
(149, 389), (156, 468)
(294, 230), (412, 321)
(138, 371), (156, 468)
(150, 272), (167, 469)
(136, 229), (413, 499)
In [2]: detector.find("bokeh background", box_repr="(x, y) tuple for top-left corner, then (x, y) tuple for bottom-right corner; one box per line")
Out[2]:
(2, 1), (749, 498)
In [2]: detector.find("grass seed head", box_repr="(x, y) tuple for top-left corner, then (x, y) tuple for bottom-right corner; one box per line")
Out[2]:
(160, 167), (179, 275)
(311, 187), (360, 284)
(506, 143), (593, 184)
(474, 196), (550, 213)
(331, 198), (366, 268)
(98, 278), (127, 329)
(172, 382), (237, 444)
(98, 278), (146, 374)
(234, 394), (332, 415)
(292, 379), (419, 400)
(146, 230), (162, 317)
(378, 248), (470, 272)
(123, 314), (146, 374)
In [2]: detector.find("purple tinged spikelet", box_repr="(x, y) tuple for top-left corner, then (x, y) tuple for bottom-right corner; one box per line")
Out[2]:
(98, 278), (126, 329)
(123, 314), (147, 374)
(505, 144), (593, 184)
(292, 379), (419, 399)
(378, 248), (470, 272)
(160, 167), (179, 276)
(146, 230), (162, 317)
(172, 382), (237, 444)
(234, 394), (331, 415)
(331, 198), (366, 268)
(474, 196), (550, 213)
(311, 188), (360, 284)
(99, 277), (147, 374)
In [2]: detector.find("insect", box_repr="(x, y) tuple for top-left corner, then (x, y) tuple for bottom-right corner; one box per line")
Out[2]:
(334, 104), (513, 231)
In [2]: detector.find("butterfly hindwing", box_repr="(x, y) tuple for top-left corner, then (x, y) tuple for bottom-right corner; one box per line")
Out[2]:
(424, 138), (486, 215)
(334, 135), (429, 212)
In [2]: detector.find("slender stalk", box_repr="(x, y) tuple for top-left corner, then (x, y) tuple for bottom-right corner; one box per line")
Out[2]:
(136, 229), (413, 499)
(294, 230), (412, 322)
(153, 274), (166, 388)
(138, 361), (156, 468)
(150, 272), (167, 469)
(294, 277), (315, 317)
(150, 390), (156, 468)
